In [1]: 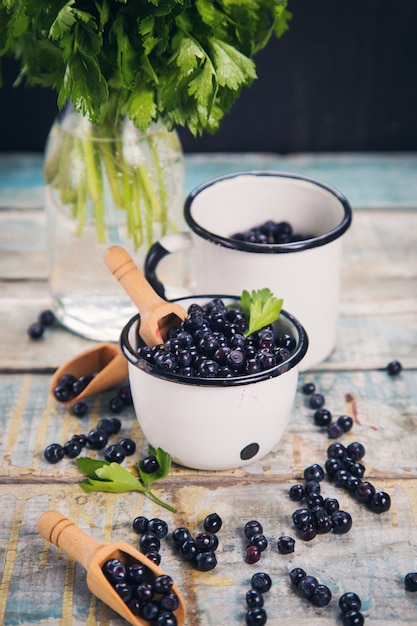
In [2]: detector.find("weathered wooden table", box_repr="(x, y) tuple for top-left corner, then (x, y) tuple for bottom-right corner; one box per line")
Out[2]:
(1, 152), (417, 625)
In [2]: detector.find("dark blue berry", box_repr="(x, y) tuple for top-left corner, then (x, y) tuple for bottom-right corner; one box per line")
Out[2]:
(195, 531), (219, 552)
(277, 536), (295, 554)
(289, 484), (305, 501)
(53, 384), (72, 402)
(172, 527), (191, 548)
(140, 455), (159, 473)
(339, 591), (362, 612)
(86, 428), (108, 450)
(118, 438), (136, 456)
(156, 611), (178, 626)
(327, 442), (347, 459)
(387, 359), (402, 376)
(72, 401), (88, 417)
(302, 382), (316, 395)
(292, 508), (312, 530)
(136, 583), (154, 602)
(304, 463), (325, 483)
(312, 584), (332, 606)
(324, 497), (340, 514)
(290, 567), (306, 586)
(44, 443), (64, 464)
(179, 539), (199, 561)
(300, 523), (317, 541)
(337, 414), (354, 432)
(244, 520), (263, 539)
(139, 601), (159, 620)
(160, 593), (179, 611)
(104, 444), (126, 463)
(245, 607), (267, 626)
(114, 582), (132, 604)
(251, 572), (272, 593)
(314, 408), (332, 426)
(118, 385), (133, 406)
(298, 575), (319, 598)
(132, 516), (149, 534)
(342, 610), (364, 626)
(355, 481), (375, 504)
(103, 559), (126, 584)
(309, 393), (325, 409)
(304, 479), (321, 494)
(327, 422), (344, 438)
(195, 551), (217, 571)
(347, 441), (365, 461)
(370, 491), (391, 513)
(71, 433), (87, 448)
(331, 510), (352, 534)
(39, 309), (56, 326)
(148, 518), (168, 539)
(139, 533), (160, 553)
(145, 551), (161, 565)
(249, 534), (268, 552)
(405, 572), (417, 592)
(27, 321), (44, 339)
(246, 589), (264, 608)
(127, 563), (146, 583)
(203, 512), (222, 533)
(153, 574), (173, 594)
(63, 439), (82, 458)
(109, 396), (125, 414)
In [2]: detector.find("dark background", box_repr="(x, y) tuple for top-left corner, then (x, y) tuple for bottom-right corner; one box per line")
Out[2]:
(1, 0), (416, 153)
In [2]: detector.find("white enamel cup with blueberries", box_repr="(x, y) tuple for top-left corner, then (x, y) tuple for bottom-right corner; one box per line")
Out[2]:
(120, 295), (308, 471)
(145, 172), (352, 371)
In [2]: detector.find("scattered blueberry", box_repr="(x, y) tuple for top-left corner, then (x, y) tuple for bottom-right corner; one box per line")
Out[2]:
(309, 393), (325, 410)
(245, 607), (267, 626)
(27, 321), (44, 340)
(404, 572), (417, 592)
(72, 401), (89, 417)
(44, 443), (65, 464)
(339, 591), (362, 613)
(342, 610), (365, 626)
(302, 382), (316, 395)
(387, 360), (402, 376)
(104, 444), (126, 463)
(251, 572), (272, 593)
(140, 455), (160, 474)
(86, 428), (108, 450)
(277, 536), (295, 554)
(118, 438), (136, 455)
(203, 512), (223, 534)
(109, 396), (125, 413)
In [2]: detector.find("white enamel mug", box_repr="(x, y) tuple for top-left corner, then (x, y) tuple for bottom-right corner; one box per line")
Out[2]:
(145, 172), (352, 370)
(120, 295), (308, 471)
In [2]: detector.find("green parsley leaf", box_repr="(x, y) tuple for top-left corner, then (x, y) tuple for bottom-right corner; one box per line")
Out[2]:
(240, 288), (283, 337)
(139, 446), (172, 489)
(76, 452), (176, 513)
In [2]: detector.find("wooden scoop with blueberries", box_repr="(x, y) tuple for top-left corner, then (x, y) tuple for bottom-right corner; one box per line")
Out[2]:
(38, 510), (186, 626)
(104, 245), (187, 347)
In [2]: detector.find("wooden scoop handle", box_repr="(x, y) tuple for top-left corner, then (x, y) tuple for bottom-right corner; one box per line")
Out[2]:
(38, 510), (102, 570)
(104, 246), (166, 316)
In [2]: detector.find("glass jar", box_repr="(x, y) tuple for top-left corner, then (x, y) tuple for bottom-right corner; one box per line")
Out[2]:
(44, 104), (185, 341)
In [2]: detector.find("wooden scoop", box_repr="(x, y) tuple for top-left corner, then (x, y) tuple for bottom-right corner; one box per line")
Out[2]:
(104, 246), (187, 347)
(49, 342), (128, 404)
(38, 510), (186, 626)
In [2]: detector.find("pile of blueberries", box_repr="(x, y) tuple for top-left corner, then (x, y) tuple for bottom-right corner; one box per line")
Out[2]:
(133, 515), (169, 567)
(231, 220), (313, 245)
(338, 591), (365, 626)
(172, 512), (222, 572)
(289, 567), (332, 608)
(243, 519), (269, 565)
(43, 416), (136, 464)
(53, 372), (132, 417)
(102, 557), (180, 626)
(244, 572), (272, 626)
(137, 297), (295, 380)
(303, 383), (354, 439)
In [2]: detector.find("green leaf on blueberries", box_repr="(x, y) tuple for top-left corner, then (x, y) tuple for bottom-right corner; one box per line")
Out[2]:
(139, 446), (172, 489)
(76, 451), (176, 512)
(240, 288), (283, 337)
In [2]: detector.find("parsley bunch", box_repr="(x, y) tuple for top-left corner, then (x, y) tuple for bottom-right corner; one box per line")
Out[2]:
(0, 0), (291, 134)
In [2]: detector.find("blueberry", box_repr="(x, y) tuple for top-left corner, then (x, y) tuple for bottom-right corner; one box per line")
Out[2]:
(72, 401), (88, 417)
(251, 572), (272, 593)
(289, 484), (305, 501)
(331, 510), (352, 534)
(179, 539), (199, 561)
(72, 376), (91, 397)
(102, 559), (127, 584)
(136, 583), (154, 602)
(244, 520), (263, 539)
(172, 527), (192, 548)
(246, 589), (264, 608)
(327, 442), (347, 459)
(277, 535), (295, 554)
(249, 534), (268, 552)
(299, 523), (317, 541)
(387, 359), (402, 376)
(339, 591), (362, 612)
(139, 533), (160, 553)
(314, 408), (332, 426)
(289, 567), (306, 586)
(71, 433), (87, 448)
(145, 550), (161, 565)
(304, 463), (325, 483)
(132, 516), (149, 534)
(148, 518), (168, 539)
(27, 321), (44, 339)
(153, 574), (173, 594)
(160, 592), (179, 611)
(53, 384), (72, 402)
(309, 393), (325, 409)
(245, 607), (267, 626)
(304, 479), (321, 495)
(109, 397), (125, 414)
(127, 563), (146, 583)
(156, 611), (178, 625)
(86, 428), (108, 450)
(298, 575), (319, 598)
(110, 417), (122, 434)
(324, 497), (340, 515)
(302, 382), (316, 395)
(327, 422), (344, 438)
(39, 309), (56, 326)
(312, 584), (332, 606)
(292, 508), (312, 530)
(342, 610), (364, 626)
(63, 439), (82, 458)
(44, 443), (64, 464)
(311, 507), (332, 534)
(337, 414), (354, 432)
(195, 551), (217, 571)
(195, 531), (219, 552)
(104, 444), (126, 463)
(114, 582), (133, 603)
(370, 490), (391, 513)
(404, 572), (417, 592)
(305, 492), (324, 509)
(118, 438), (136, 455)
(203, 512), (222, 533)
(140, 454), (159, 473)
(347, 441), (365, 461)
(118, 385), (133, 406)
(325, 457), (344, 478)
(139, 601), (159, 620)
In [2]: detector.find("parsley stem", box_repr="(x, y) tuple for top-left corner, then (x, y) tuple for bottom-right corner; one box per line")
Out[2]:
(144, 488), (177, 513)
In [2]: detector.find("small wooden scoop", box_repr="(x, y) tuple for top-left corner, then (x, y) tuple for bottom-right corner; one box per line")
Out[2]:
(38, 510), (186, 626)
(49, 342), (128, 404)
(104, 246), (187, 347)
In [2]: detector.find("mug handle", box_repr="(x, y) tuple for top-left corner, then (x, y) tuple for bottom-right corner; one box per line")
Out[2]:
(145, 232), (193, 298)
